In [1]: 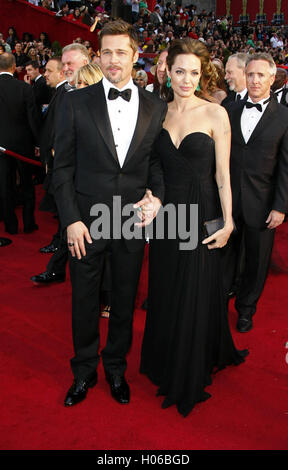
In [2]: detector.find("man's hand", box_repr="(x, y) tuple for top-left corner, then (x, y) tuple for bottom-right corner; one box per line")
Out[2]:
(133, 189), (162, 227)
(266, 210), (285, 229)
(67, 221), (92, 259)
(24, 74), (31, 84)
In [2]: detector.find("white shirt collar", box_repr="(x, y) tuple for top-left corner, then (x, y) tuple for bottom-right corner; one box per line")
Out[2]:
(102, 76), (136, 100)
(0, 72), (13, 77)
(35, 74), (42, 82)
(237, 88), (247, 99)
(56, 79), (67, 89)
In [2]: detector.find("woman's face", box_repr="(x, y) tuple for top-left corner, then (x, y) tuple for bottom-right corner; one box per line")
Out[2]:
(77, 79), (88, 89)
(135, 75), (146, 87)
(156, 50), (168, 85)
(168, 53), (201, 99)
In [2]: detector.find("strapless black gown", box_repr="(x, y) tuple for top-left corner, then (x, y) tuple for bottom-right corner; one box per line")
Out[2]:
(140, 129), (248, 417)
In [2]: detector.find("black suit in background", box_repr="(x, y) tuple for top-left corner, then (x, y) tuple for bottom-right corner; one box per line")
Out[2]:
(221, 90), (248, 108)
(31, 75), (53, 116)
(53, 81), (166, 380)
(0, 74), (40, 233)
(225, 98), (288, 318)
(39, 81), (69, 275)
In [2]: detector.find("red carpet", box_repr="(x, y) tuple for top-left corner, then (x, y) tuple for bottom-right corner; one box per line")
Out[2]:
(0, 189), (288, 450)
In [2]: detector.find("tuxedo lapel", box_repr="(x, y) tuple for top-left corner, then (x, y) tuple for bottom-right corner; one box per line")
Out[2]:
(232, 103), (246, 145)
(123, 87), (152, 167)
(86, 81), (119, 165)
(247, 98), (278, 144)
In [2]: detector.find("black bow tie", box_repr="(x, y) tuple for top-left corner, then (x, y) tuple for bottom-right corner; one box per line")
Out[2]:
(236, 93), (241, 102)
(108, 88), (132, 102)
(245, 101), (263, 112)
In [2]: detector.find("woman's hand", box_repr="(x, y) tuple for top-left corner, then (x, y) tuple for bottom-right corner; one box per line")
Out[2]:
(202, 224), (233, 250)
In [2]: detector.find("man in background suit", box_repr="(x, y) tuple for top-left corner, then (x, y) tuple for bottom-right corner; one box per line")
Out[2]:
(271, 67), (288, 106)
(0, 53), (39, 234)
(31, 45), (89, 285)
(31, 57), (69, 285)
(24, 60), (53, 115)
(226, 53), (288, 332)
(53, 20), (166, 407)
(222, 53), (248, 107)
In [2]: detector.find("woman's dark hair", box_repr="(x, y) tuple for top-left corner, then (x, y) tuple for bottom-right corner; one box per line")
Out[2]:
(166, 38), (218, 102)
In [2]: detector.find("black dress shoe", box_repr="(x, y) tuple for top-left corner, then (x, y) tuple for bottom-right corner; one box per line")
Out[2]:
(106, 374), (130, 404)
(236, 315), (253, 333)
(31, 271), (66, 284)
(24, 224), (38, 234)
(0, 237), (12, 247)
(39, 242), (59, 254)
(64, 373), (98, 407)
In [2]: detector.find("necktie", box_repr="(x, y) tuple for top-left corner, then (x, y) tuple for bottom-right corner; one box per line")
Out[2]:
(108, 88), (132, 102)
(236, 93), (241, 102)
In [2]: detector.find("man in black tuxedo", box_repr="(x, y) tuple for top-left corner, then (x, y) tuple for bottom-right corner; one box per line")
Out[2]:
(271, 67), (288, 107)
(222, 53), (248, 107)
(0, 53), (40, 234)
(24, 60), (53, 115)
(31, 57), (69, 285)
(53, 20), (166, 407)
(226, 53), (288, 333)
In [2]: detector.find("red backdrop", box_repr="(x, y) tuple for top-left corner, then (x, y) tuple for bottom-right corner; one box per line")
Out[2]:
(0, 0), (98, 49)
(216, 0), (288, 23)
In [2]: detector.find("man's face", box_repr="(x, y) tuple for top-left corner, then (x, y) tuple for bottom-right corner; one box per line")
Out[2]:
(26, 65), (39, 80)
(62, 50), (88, 85)
(246, 59), (275, 102)
(100, 35), (138, 89)
(225, 57), (246, 92)
(15, 43), (22, 54)
(44, 60), (63, 88)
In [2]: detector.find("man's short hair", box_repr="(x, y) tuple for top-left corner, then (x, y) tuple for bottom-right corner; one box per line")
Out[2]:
(227, 53), (247, 70)
(99, 19), (138, 53)
(47, 56), (63, 71)
(246, 53), (277, 76)
(0, 52), (16, 71)
(62, 43), (90, 60)
(25, 60), (40, 70)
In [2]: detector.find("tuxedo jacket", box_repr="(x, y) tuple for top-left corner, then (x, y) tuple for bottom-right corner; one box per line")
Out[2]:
(40, 82), (67, 168)
(53, 80), (167, 249)
(32, 75), (53, 115)
(227, 97), (288, 229)
(0, 74), (39, 157)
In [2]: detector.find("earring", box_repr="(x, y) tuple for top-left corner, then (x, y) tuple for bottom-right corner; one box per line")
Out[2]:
(196, 81), (201, 91)
(166, 76), (171, 88)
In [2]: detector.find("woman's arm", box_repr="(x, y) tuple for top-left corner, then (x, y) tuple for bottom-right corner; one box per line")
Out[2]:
(202, 105), (234, 250)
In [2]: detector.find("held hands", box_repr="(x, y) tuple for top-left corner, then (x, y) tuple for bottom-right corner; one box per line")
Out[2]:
(202, 224), (233, 250)
(133, 189), (162, 227)
(266, 210), (285, 229)
(67, 221), (92, 259)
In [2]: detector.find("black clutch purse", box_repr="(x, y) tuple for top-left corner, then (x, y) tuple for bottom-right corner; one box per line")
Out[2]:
(203, 217), (236, 237)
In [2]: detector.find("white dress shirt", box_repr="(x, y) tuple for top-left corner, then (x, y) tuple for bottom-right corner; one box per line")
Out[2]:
(102, 76), (139, 168)
(0, 72), (13, 77)
(241, 96), (270, 143)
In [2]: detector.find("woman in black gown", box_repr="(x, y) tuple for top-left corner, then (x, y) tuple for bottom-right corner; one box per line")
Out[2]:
(140, 39), (248, 417)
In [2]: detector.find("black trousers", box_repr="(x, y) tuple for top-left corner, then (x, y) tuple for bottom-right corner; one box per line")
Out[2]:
(0, 154), (36, 233)
(46, 220), (68, 275)
(223, 218), (275, 316)
(69, 239), (145, 380)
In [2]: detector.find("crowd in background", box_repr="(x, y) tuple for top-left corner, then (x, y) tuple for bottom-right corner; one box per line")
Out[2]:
(1, 0), (288, 80)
